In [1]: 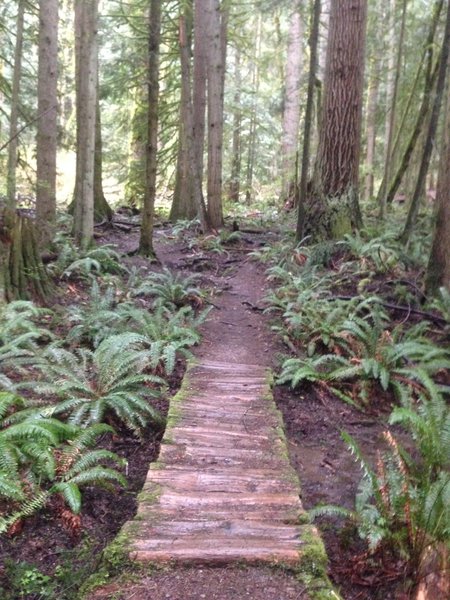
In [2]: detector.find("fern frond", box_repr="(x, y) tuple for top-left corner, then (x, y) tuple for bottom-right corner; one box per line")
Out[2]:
(59, 466), (127, 489)
(54, 481), (82, 513)
(309, 504), (354, 520)
(0, 490), (49, 534)
(0, 470), (25, 501)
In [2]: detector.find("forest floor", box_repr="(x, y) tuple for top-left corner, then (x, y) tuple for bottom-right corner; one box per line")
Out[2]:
(0, 221), (415, 600)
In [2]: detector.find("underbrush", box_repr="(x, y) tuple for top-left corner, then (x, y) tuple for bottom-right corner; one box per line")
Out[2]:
(258, 225), (450, 594)
(0, 227), (208, 598)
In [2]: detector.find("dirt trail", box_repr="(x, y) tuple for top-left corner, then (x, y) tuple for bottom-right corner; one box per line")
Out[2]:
(89, 254), (334, 599)
(194, 259), (272, 366)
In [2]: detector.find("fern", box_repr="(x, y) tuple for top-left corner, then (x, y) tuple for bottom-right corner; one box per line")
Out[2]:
(171, 218), (201, 239)
(0, 391), (25, 420)
(62, 244), (128, 280)
(32, 335), (165, 434)
(314, 427), (450, 570)
(51, 461), (126, 513)
(0, 490), (49, 534)
(0, 302), (54, 391)
(133, 267), (202, 309)
(0, 471), (25, 502)
(0, 301), (53, 342)
(339, 231), (402, 272)
(120, 305), (204, 374)
(389, 391), (450, 474)
(66, 279), (132, 348)
(0, 414), (126, 529)
(281, 299), (450, 407)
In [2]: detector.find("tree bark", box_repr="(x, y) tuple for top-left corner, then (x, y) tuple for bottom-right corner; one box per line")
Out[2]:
(1, 210), (52, 302)
(280, 2), (303, 205)
(193, 0), (207, 182)
(426, 67), (450, 294)
(384, 0), (444, 206)
(73, 0), (98, 251)
(364, 56), (380, 202)
(93, 99), (113, 221)
(296, 0), (321, 242)
(244, 15), (262, 204)
(139, 0), (161, 256)
(305, 0), (367, 241)
(206, 0), (227, 229)
(401, 1), (450, 246)
(1, 1), (52, 303)
(228, 47), (242, 203)
(36, 0), (59, 249)
(171, 5), (197, 222)
(178, 15), (210, 231)
(378, 0), (408, 217)
(6, 0), (25, 211)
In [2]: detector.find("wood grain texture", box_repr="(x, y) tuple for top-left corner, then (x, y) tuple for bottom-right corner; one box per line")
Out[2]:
(121, 360), (310, 565)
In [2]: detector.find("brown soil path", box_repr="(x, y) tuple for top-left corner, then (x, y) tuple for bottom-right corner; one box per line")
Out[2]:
(120, 259), (318, 566)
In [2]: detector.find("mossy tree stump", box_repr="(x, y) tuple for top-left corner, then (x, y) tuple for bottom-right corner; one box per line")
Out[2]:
(0, 209), (52, 302)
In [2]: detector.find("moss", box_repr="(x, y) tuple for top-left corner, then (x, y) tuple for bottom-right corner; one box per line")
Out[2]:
(298, 511), (311, 526)
(137, 482), (161, 505)
(294, 525), (342, 600)
(163, 364), (196, 429)
(265, 368), (275, 389)
(78, 530), (136, 598)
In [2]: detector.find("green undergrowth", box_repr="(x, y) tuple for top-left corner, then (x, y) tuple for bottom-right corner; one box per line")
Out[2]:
(258, 223), (450, 592)
(0, 226), (210, 598)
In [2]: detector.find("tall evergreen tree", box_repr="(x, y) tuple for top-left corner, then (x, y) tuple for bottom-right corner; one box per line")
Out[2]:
(36, 0), (59, 248)
(73, 0), (99, 250)
(299, 0), (368, 241)
(139, 0), (162, 256)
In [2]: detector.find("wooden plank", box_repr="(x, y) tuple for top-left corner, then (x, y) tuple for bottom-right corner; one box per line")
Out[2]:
(121, 359), (307, 567)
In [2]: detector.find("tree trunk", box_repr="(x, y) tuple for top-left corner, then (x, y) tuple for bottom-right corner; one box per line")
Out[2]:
(228, 47), (242, 203)
(171, 5), (197, 222)
(178, 15), (210, 231)
(1, 210), (52, 302)
(36, 0), (59, 249)
(93, 99), (113, 221)
(401, 1), (450, 246)
(1, 1), (52, 303)
(317, 0), (330, 84)
(139, 0), (161, 257)
(69, 97), (113, 223)
(312, 0), (329, 156)
(73, 0), (98, 251)
(280, 2), (303, 205)
(171, 100), (197, 222)
(364, 56), (380, 202)
(305, 0), (367, 241)
(245, 15), (262, 204)
(385, 0), (444, 206)
(296, 0), (321, 242)
(378, 0), (408, 217)
(125, 84), (147, 207)
(206, 0), (227, 229)
(193, 0), (207, 182)
(426, 66), (450, 294)
(6, 0), (25, 210)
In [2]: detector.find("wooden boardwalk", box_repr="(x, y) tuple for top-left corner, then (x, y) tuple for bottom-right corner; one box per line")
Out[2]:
(122, 359), (314, 566)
